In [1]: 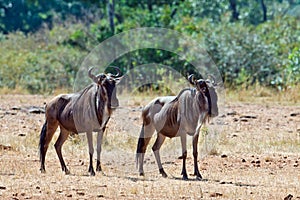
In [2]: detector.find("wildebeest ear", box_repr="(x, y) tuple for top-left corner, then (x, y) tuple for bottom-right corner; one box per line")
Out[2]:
(205, 79), (213, 88)
(114, 77), (121, 84)
(188, 74), (196, 85)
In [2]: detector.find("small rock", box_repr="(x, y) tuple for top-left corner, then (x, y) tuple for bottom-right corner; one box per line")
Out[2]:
(210, 192), (223, 197)
(97, 194), (104, 198)
(242, 159), (246, 162)
(290, 113), (300, 117)
(221, 154), (227, 158)
(256, 160), (261, 164)
(240, 115), (257, 119)
(0, 186), (6, 190)
(227, 111), (237, 116)
(5, 111), (16, 115)
(27, 107), (45, 114)
(18, 133), (26, 137)
(11, 106), (21, 110)
(0, 144), (12, 150)
(77, 191), (85, 196)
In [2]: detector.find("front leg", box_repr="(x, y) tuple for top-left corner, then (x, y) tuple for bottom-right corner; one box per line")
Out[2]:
(193, 133), (202, 180)
(96, 129), (104, 172)
(86, 132), (95, 176)
(180, 134), (188, 180)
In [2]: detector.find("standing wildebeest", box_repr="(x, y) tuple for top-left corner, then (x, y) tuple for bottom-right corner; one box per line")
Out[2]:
(136, 74), (218, 180)
(39, 67), (121, 176)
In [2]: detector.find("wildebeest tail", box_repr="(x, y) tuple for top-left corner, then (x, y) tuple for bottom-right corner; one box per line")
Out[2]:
(136, 124), (146, 168)
(39, 121), (47, 162)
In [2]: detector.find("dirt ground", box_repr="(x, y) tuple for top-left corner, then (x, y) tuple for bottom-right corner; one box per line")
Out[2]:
(0, 94), (300, 199)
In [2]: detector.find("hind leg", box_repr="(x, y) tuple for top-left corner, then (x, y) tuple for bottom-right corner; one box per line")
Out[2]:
(136, 124), (155, 176)
(180, 134), (188, 180)
(40, 121), (58, 173)
(152, 133), (167, 178)
(54, 127), (70, 174)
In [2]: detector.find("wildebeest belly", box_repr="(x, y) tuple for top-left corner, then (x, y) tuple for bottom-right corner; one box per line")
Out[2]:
(159, 123), (180, 138)
(57, 97), (78, 133)
(153, 99), (180, 138)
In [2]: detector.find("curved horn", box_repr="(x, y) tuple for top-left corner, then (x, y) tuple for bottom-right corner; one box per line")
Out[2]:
(88, 67), (98, 83)
(207, 74), (217, 86)
(188, 74), (195, 85)
(109, 66), (122, 78)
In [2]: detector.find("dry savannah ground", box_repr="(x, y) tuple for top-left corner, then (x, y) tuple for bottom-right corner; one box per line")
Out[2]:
(0, 92), (300, 200)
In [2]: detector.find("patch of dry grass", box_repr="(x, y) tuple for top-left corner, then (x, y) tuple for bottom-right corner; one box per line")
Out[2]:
(226, 85), (300, 105)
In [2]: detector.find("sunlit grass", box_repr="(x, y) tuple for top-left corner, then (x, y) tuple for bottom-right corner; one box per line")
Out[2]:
(226, 84), (300, 105)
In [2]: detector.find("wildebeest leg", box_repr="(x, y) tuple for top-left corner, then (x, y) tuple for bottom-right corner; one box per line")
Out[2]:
(96, 130), (104, 172)
(40, 120), (58, 173)
(86, 131), (95, 176)
(180, 134), (188, 180)
(152, 133), (167, 178)
(193, 133), (202, 180)
(54, 128), (70, 174)
(136, 124), (155, 176)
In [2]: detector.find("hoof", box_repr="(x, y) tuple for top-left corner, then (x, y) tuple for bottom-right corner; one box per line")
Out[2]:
(40, 169), (46, 173)
(96, 161), (102, 172)
(89, 169), (95, 176)
(90, 172), (95, 176)
(182, 175), (188, 180)
(139, 172), (144, 176)
(65, 169), (70, 175)
(194, 172), (202, 180)
(159, 168), (168, 178)
(196, 176), (202, 181)
(96, 165), (102, 172)
(88, 167), (96, 176)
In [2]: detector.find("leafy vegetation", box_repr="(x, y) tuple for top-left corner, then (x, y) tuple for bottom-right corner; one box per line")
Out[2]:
(0, 0), (299, 94)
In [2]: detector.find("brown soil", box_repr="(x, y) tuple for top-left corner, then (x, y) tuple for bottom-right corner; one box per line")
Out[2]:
(0, 94), (300, 199)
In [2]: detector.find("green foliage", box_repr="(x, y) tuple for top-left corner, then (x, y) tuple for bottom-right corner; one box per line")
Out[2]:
(0, 25), (84, 93)
(0, 0), (300, 93)
(284, 48), (300, 86)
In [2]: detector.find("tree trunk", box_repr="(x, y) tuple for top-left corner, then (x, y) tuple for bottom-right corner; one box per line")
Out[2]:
(259, 0), (267, 22)
(229, 0), (239, 22)
(107, 0), (115, 34)
(147, 0), (152, 12)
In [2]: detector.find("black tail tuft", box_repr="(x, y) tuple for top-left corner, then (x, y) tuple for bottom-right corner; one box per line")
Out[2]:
(39, 121), (47, 162)
(136, 125), (145, 154)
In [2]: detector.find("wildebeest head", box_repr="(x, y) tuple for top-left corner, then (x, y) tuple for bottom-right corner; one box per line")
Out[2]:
(188, 74), (219, 118)
(88, 67), (121, 108)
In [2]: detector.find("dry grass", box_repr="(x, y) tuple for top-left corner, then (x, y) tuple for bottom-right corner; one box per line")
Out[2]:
(226, 85), (300, 106)
(0, 93), (300, 199)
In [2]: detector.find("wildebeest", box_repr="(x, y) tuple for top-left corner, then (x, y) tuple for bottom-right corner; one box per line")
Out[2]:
(136, 74), (218, 180)
(39, 67), (121, 176)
